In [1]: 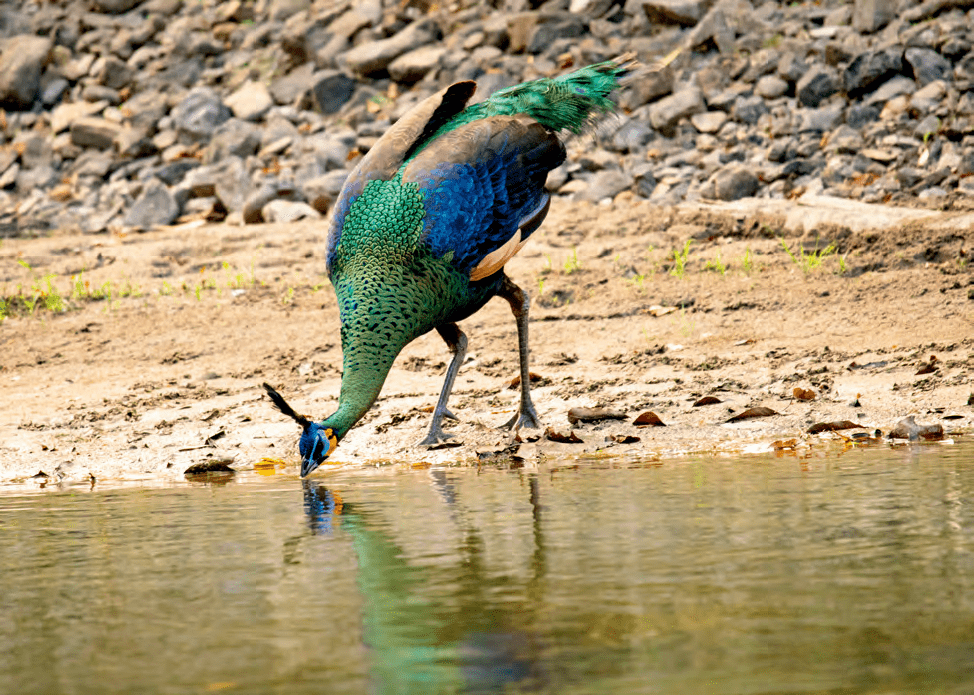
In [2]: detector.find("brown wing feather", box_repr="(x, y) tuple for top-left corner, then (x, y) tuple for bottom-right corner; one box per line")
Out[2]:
(346, 81), (476, 189)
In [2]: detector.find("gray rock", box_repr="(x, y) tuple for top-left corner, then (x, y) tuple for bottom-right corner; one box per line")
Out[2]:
(846, 103), (880, 129)
(70, 117), (122, 149)
(649, 87), (704, 135)
(115, 127), (156, 158)
(262, 199), (322, 222)
(796, 65), (841, 108)
(865, 75), (916, 105)
(713, 164), (758, 200)
(40, 76), (69, 107)
(343, 19), (436, 76)
(755, 74), (788, 99)
(19, 134), (52, 169)
(151, 160), (199, 186)
(777, 52), (808, 85)
(640, 0), (714, 26)
(579, 169), (633, 202)
(172, 88), (231, 144)
(799, 100), (845, 133)
(268, 0), (309, 22)
(205, 119), (261, 164)
(618, 65), (673, 109)
(905, 47), (951, 86)
(0, 35), (52, 109)
(388, 45), (446, 83)
(310, 70), (356, 114)
(124, 178), (180, 229)
(302, 169), (350, 214)
(212, 157), (251, 214)
(526, 15), (585, 54)
(0, 162), (19, 189)
(632, 162), (657, 198)
(225, 81), (274, 121)
(97, 56), (134, 91)
(852, 0), (896, 33)
(16, 165), (57, 194)
(92, 0), (144, 12)
(732, 95), (768, 125)
(843, 47), (904, 95)
(910, 80), (946, 114)
(270, 62), (317, 105)
(609, 120), (654, 153)
(690, 111), (728, 133)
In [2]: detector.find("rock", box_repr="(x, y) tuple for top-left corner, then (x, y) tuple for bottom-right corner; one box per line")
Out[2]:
(843, 47), (904, 95)
(713, 165), (758, 200)
(268, 0), (309, 22)
(225, 81), (273, 121)
(70, 117), (122, 149)
(525, 15), (585, 54)
(755, 74), (788, 99)
(905, 47), (952, 86)
(732, 95), (768, 125)
(262, 199), (321, 222)
(579, 169), (634, 202)
(302, 170), (349, 213)
(796, 65), (841, 108)
(343, 19), (436, 76)
(640, 0), (714, 26)
(92, 0), (144, 12)
(270, 62), (317, 105)
(310, 70), (356, 114)
(865, 75), (916, 106)
(211, 157), (251, 214)
(124, 178), (180, 229)
(172, 88), (231, 144)
(97, 56), (134, 91)
(40, 76), (70, 107)
(609, 120), (654, 153)
(388, 45), (446, 83)
(852, 0), (896, 33)
(799, 100), (845, 133)
(690, 111), (727, 133)
(618, 65), (673, 109)
(205, 119), (262, 164)
(649, 87), (704, 135)
(911, 80), (947, 114)
(0, 35), (52, 109)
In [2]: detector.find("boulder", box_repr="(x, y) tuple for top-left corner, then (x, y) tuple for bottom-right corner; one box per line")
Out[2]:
(0, 35), (52, 109)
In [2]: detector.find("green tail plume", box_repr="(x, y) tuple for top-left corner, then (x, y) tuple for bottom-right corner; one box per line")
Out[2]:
(449, 56), (635, 135)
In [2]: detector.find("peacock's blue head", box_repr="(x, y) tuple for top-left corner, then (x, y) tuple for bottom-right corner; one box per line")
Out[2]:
(263, 383), (338, 478)
(298, 422), (338, 477)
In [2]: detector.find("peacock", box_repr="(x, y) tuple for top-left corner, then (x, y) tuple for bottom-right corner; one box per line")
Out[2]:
(264, 56), (634, 476)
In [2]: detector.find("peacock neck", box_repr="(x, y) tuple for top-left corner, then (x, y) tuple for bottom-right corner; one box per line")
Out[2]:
(323, 337), (403, 440)
(323, 267), (433, 440)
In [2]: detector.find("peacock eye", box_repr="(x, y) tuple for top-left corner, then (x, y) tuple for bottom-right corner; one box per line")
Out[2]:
(312, 438), (327, 462)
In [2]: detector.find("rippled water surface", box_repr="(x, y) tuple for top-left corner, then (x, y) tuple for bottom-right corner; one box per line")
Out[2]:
(3, 442), (974, 694)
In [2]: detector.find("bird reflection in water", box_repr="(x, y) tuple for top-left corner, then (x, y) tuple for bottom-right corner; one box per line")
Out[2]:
(300, 476), (548, 693)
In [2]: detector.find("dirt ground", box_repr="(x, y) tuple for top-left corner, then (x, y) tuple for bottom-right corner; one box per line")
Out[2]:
(2, 192), (972, 485)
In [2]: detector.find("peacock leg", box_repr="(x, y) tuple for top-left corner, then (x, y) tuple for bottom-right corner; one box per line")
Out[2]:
(419, 323), (468, 446)
(498, 274), (542, 431)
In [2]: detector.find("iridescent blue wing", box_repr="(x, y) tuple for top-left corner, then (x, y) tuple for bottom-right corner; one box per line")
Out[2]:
(402, 115), (565, 280)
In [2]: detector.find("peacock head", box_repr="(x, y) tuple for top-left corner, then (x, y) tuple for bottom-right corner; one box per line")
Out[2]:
(263, 383), (338, 477)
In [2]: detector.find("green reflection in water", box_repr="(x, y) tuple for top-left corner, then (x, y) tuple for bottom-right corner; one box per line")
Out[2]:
(1, 441), (973, 694)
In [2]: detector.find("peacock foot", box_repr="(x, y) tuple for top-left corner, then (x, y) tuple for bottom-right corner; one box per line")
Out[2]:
(501, 403), (542, 432)
(418, 424), (462, 449)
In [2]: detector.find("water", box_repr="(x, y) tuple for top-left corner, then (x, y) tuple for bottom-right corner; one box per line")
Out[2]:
(2, 442), (973, 695)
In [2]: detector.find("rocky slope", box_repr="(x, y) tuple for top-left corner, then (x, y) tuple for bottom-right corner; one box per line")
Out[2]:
(1, 0), (974, 238)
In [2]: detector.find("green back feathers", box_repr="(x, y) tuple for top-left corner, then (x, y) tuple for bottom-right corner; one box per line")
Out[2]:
(422, 58), (631, 148)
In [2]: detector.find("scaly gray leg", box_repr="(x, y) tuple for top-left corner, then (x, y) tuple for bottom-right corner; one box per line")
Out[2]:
(419, 323), (467, 446)
(498, 274), (541, 432)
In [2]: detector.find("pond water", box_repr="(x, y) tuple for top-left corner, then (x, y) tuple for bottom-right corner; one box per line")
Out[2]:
(2, 441), (973, 695)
